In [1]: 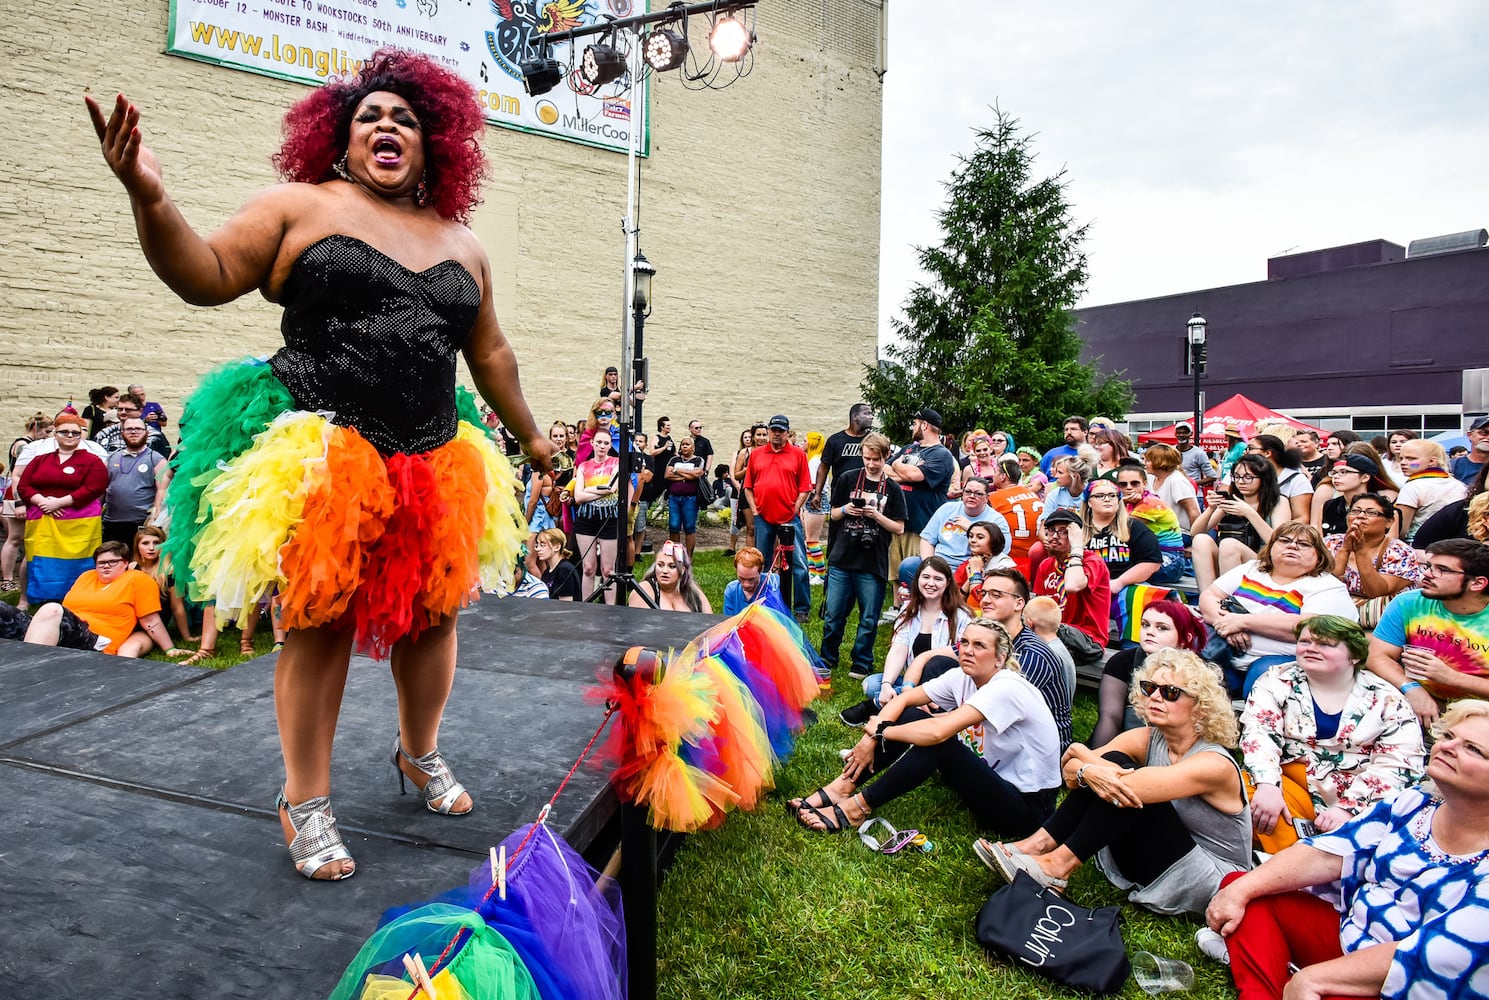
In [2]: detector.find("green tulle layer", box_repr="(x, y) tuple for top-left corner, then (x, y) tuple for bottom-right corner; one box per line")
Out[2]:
(163, 359), (295, 596)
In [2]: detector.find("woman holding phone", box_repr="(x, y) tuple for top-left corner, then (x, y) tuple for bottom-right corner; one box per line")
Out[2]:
(1189, 454), (1291, 593)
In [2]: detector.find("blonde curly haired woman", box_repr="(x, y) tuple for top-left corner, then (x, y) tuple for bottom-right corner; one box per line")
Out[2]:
(978, 648), (1253, 916)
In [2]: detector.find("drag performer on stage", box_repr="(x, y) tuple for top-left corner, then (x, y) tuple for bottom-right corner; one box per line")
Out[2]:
(87, 50), (553, 880)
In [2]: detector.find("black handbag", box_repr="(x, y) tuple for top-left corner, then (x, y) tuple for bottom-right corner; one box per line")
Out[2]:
(975, 871), (1130, 994)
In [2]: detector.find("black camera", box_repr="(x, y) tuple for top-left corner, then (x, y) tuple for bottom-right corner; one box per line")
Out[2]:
(845, 517), (877, 548)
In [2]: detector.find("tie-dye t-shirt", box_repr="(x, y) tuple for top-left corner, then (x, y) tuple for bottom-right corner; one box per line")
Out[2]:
(1374, 589), (1489, 700)
(1126, 492), (1185, 560)
(1212, 561), (1358, 660)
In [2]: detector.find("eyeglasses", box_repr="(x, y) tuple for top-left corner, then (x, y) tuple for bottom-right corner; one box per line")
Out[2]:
(1328, 467), (1362, 477)
(1117, 480), (1144, 488)
(1231, 473), (1258, 482)
(1422, 563), (1466, 577)
(1273, 536), (1310, 549)
(95, 558), (126, 568)
(1347, 508), (1389, 520)
(1088, 492), (1119, 500)
(54, 429), (83, 437)
(990, 437), (1006, 443)
(979, 587), (1019, 603)
(1244, 446), (1263, 454)
(961, 489), (987, 498)
(1138, 680), (1192, 702)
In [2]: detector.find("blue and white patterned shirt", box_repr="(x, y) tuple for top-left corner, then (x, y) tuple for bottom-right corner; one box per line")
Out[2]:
(1306, 786), (1489, 1000)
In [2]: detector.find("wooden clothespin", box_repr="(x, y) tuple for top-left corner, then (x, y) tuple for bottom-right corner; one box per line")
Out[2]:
(497, 845), (508, 901)
(402, 952), (436, 997)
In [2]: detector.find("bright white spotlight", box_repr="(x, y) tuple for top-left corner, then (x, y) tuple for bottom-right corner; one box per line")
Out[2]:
(708, 15), (752, 62)
(581, 43), (628, 87)
(644, 28), (689, 72)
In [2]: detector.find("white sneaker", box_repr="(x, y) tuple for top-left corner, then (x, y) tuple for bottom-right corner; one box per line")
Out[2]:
(1195, 928), (1230, 965)
(880, 606), (901, 624)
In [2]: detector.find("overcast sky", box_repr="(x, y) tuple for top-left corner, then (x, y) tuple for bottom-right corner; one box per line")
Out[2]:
(877, 1), (1489, 348)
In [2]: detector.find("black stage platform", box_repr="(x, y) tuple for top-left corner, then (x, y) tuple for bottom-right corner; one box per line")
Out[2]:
(0, 598), (720, 999)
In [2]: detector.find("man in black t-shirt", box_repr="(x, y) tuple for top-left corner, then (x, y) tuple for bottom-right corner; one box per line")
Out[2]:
(820, 433), (906, 678)
(687, 419), (713, 473)
(811, 403), (874, 588)
(1295, 429), (1329, 486)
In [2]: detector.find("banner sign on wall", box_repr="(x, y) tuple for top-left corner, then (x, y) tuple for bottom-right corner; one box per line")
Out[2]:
(166, 0), (648, 155)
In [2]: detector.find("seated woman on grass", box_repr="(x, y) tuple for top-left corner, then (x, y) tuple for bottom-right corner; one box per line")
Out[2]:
(976, 649), (1252, 916)
(1240, 616), (1424, 856)
(792, 619), (1061, 838)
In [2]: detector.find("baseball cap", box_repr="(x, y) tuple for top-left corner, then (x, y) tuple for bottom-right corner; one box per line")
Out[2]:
(768, 414), (790, 431)
(1469, 415), (1489, 432)
(1042, 508), (1082, 527)
(1332, 455), (1391, 491)
(1175, 422), (1193, 433)
(915, 408), (943, 430)
(604, 366), (618, 375)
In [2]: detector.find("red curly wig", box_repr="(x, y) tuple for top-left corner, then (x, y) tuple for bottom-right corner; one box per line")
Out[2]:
(272, 49), (488, 224)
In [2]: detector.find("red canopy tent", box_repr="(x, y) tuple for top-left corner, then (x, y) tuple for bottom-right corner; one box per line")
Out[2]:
(1138, 394), (1329, 449)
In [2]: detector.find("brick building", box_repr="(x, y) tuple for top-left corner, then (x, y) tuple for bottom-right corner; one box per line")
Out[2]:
(1, 1), (886, 446)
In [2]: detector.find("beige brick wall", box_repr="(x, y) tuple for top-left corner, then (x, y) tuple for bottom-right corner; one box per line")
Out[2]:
(1, 1), (883, 462)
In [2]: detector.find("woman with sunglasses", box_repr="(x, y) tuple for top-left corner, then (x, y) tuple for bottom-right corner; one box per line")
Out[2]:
(16, 412), (109, 607)
(628, 540), (711, 613)
(1208, 699), (1489, 1000)
(1239, 616), (1424, 857)
(978, 648), (1252, 916)
(1324, 493), (1421, 628)
(574, 398), (617, 466)
(793, 618), (1060, 837)
(1091, 600), (1205, 748)
(1200, 523), (1358, 699)
(1190, 453), (1291, 593)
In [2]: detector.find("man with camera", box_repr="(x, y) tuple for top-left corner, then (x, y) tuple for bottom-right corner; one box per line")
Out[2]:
(821, 433), (905, 679)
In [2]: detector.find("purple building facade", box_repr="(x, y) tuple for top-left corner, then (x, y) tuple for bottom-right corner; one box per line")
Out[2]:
(1074, 237), (1489, 438)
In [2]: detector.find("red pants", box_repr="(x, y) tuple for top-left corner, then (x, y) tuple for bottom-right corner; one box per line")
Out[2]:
(1221, 871), (1353, 1000)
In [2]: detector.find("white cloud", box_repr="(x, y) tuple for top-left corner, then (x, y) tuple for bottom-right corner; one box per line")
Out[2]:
(878, 1), (1489, 344)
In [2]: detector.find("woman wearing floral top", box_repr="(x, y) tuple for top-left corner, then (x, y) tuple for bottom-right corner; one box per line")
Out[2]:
(1208, 699), (1489, 1000)
(1324, 492), (1422, 628)
(1240, 615), (1425, 855)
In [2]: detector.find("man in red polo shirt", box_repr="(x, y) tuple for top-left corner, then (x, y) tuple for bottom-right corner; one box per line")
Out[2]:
(1031, 507), (1111, 664)
(744, 414), (812, 621)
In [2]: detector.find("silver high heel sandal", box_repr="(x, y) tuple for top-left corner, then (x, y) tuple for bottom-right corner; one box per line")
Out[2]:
(392, 738), (473, 816)
(276, 789), (356, 880)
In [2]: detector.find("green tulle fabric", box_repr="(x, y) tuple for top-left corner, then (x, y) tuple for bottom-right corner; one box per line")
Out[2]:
(328, 903), (541, 1000)
(455, 386), (498, 445)
(162, 360), (294, 599)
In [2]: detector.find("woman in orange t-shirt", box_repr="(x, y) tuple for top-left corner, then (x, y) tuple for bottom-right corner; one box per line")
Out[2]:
(21, 541), (194, 657)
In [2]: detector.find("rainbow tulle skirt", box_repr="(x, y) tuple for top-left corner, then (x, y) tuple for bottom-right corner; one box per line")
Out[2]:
(164, 359), (526, 658)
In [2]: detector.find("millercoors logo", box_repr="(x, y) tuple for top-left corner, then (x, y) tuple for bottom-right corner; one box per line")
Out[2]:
(1020, 903), (1076, 967)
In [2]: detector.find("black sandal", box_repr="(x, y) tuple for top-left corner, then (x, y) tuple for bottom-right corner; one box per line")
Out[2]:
(795, 801), (853, 833)
(785, 786), (835, 814)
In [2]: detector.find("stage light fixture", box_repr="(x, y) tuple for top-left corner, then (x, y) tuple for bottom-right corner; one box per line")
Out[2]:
(708, 14), (752, 62)
(643, 28), (689, 72)
(581, 42), (628, 86)
(520, 56), (563, 97)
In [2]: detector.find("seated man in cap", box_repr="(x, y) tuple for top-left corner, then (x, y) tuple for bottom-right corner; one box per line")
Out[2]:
(1175, 422), (1217, 492)
(1031, 507), (1112, 662)
(1452, 415), (1489, 487)
(743, 415), (813, 621)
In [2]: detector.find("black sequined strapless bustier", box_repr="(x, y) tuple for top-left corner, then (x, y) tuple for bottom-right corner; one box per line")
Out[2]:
(270, 234), (482, 455)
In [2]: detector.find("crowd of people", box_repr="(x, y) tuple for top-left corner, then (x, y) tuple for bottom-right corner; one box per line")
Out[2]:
(719, 404), (1487, 1000)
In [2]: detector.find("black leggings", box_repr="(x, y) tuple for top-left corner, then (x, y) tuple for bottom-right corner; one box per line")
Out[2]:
(859, 708), (1056, 838)
(1041, 751), (1196, 885)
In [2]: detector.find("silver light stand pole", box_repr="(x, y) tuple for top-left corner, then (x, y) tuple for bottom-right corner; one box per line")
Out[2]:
(593, 35), (654, 607)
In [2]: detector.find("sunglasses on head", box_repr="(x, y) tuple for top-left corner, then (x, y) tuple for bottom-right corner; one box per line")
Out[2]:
(1138, 680), (1191, 702)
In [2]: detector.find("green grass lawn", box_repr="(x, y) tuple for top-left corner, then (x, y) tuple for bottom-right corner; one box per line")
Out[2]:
(649, 547), (1237, 1000)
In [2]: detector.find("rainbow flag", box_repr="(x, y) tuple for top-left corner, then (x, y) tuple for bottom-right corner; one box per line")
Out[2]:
(1118, 585), (1187, 644)
(1232, 576), (1305, 614)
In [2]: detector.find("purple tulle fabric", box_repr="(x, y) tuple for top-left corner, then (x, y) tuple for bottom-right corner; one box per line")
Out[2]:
(710, 631), (797, 757)
(377, 823), (625, 1000)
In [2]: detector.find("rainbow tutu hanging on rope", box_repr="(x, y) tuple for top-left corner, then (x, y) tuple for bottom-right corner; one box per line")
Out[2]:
(163, 358), (526, 658)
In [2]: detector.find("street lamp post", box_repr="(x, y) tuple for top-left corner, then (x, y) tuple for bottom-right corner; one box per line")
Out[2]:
(1187, 311), (1207, 440)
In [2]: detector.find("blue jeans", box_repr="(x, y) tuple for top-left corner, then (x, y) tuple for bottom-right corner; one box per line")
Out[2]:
(668, 493), (699, 533)
(755, 516), (810, 618)
(819, 567), (886, 675)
